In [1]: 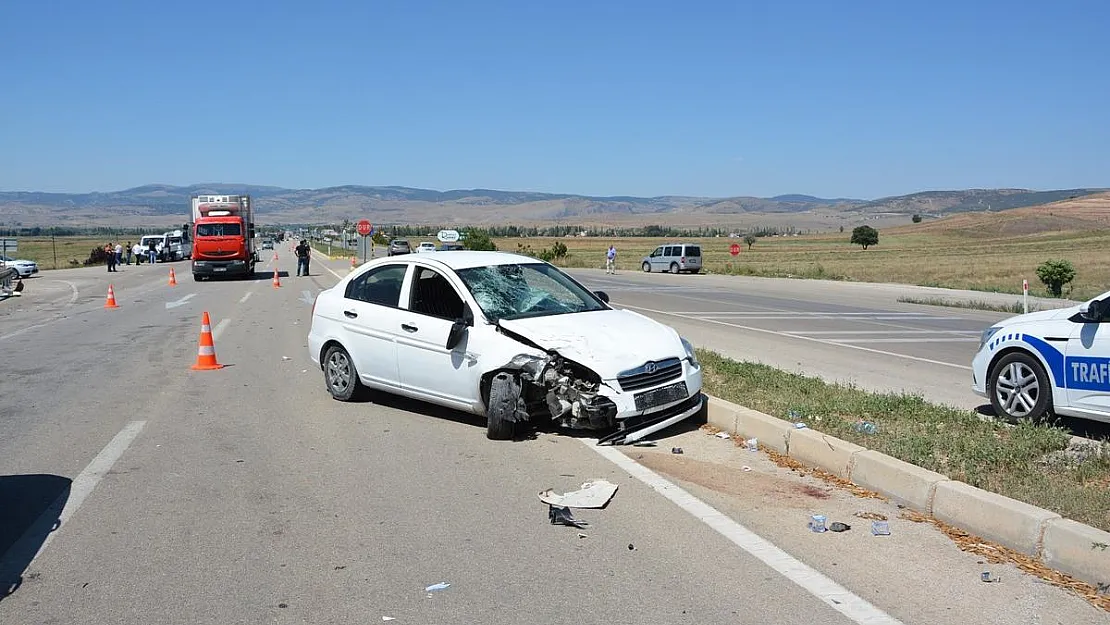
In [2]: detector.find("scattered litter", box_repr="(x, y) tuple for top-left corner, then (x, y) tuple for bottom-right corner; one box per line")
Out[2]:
(854, 420), (877, 435)
(715, 431), (731, 440)
(382, 617), (396, 622)
(282, 356), (291, 361)
(854, 511), (888, 521)
(829, 522), (851, 532)
(301, 369), (308, 373)
(745, 438), (758, 452)
(577, 533), (588, 539)
(539, 479), (618, 508)
(871, 521), (891, 536)
(741, 466), (752, 472)
(425, 582), (451, 592)
(808, 515), (827, 533)
(981, 571), (998, 583)
(671, 447), (684, 455)
(627, 543), (635, 551)
(632, 440), (657, 447)
(549, 505), (590, 529)
(794, 422), (808, 429)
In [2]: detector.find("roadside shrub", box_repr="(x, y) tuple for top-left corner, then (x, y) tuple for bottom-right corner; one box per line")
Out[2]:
(1036, 259), (1076, 298)
(84, 246), (110, 266)
(463, 228), (497, 251)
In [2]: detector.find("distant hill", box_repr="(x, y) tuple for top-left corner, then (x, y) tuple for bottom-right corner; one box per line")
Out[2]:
(0, 183), (1104, 227)
(889, 191), (1110, 237)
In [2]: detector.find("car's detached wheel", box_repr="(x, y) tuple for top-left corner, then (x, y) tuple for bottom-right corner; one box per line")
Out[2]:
(324, 344), (362, 401)
(989, 352), (1051, 422)
(486, 373), (521, 440)
(642, 262), (651, 273)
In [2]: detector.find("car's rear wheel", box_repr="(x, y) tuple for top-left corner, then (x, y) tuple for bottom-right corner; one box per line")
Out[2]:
(486, 373), (520, 440)
(642, 262), (651, 273)
(324, 344), (363, 401)
(669, 262), (680, 274)
(988, 352), (1051, 422)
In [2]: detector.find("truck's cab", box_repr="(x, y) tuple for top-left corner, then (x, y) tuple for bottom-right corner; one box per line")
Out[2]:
(190, 194), (257, 280)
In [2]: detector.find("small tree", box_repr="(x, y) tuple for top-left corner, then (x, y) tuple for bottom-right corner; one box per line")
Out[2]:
(550, 241), (568, 260)
(850, 225), (879, 250)
(743, 234), (757, 250)
(911, 214), (922, 223)
(463, 228), (497, 251)
(1036, 259), (1076, 298)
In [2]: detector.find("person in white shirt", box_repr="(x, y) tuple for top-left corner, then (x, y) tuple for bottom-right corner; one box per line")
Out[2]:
(114, 243), (123, 266)
(132, 242), (144, 265)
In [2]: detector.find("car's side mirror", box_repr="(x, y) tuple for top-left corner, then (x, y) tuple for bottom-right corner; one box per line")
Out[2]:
(446, 303), (475, 350)
(1081, 298), (1107, 322)
(594, 291), (610, 303)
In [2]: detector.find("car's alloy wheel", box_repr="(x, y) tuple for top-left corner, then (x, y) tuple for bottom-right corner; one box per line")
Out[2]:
(989, 352), (1050, 422)
(670, 263), (680, 274)
(324, 345), (362, 401)
(642, 262), (651, 272)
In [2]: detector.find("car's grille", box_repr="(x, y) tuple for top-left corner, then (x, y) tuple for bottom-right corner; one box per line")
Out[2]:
(617, 357), (683, 391)
(204, 250), (237, 257)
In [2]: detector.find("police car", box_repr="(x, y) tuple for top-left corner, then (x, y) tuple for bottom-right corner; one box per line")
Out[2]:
(972, 289), (1110, 423)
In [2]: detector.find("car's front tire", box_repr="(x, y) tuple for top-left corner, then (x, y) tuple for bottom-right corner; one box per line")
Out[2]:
(642, 262), (651, 273)
(486, 373), (520, 440)
(988, 352), (1052, 422)
(324, 344), (363, 401)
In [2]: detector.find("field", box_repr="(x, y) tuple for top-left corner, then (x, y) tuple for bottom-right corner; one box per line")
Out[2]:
(3, 236), (113, 270)
(493, 227), (1110, 300)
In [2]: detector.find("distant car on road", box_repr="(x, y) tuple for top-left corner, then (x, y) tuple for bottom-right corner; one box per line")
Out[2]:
(642, 243), (702, 274)
(972, 289), (1110, 425)
(1, 255), (39, 277)
(440, 242), (465, 251)
(261, 240), (274, 250)
(415, 242), (437, 253)
(306, 251), (704, 443)
(387, 239), (412, 256)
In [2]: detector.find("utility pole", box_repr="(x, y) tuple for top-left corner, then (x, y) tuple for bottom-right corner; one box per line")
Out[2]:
(51, 227), (58, 269)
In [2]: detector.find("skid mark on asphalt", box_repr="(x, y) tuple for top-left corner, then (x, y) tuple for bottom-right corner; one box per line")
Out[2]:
(0, 421), (147, 578)
(585, 441), (905, 625)
(618, 303), (973, 371)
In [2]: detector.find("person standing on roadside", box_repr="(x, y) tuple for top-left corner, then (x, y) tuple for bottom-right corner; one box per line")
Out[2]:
(606, 244), (617, 274)
(147, 238), (158, 264)
(295, 239), (311, 277)
(125, 241), (133, 265)
(132, 241), (143, 265)
(106, 243), (117, 272)
(114, 242), (123, 266)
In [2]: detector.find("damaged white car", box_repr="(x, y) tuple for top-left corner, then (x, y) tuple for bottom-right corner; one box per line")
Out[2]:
(307, 251), (704, 444)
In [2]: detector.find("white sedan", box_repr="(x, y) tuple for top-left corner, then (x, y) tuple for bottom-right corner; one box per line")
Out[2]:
(972, 289), (1110, 424)
(307, 251), (704, 443)
(415, 242), (437, 253)
(0, 255), (38, 278)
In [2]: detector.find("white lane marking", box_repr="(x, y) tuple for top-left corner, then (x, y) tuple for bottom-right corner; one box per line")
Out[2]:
(311, 249), (346, 281)
(299, 289), (316, 305)
(672, 311), (946, 317)
(693, 315), (955, 321)
(165, 293), (197, 310)
(212, 318), (231, 341)
(45, 279), (80, 306)
(827, 337), (979, 344)
(619, 303), (974, 371)
(0, 421), (147, 571)
(239, 291), (253, 304)
(585, 442), (905, 625)
(786, 330), (979, 336)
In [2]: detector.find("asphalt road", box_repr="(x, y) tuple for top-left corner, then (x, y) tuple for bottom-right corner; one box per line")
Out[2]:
(0, 250), (1105, 624)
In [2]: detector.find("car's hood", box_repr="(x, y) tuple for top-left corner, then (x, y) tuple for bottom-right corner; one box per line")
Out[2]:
(497, 309), (685, 379)
(1000, 306), (1077, 326)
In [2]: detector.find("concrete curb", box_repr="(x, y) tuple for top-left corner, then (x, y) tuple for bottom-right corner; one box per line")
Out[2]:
(705, 395), (1110, 588)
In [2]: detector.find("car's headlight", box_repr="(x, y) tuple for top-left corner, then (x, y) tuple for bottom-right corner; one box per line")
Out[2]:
(979, 326), (1002, 350)
(681, 337), (698, 366)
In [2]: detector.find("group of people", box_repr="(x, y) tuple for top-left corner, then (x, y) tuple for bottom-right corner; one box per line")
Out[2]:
(104, 240), (160, 272)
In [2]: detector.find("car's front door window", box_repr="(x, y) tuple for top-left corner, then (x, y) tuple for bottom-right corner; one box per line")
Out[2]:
(409, 267), (465, 320)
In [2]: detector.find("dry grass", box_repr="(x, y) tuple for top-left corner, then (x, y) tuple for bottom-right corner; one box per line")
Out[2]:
(3, 236), (111, 270)
(494, 226), (1110, 300)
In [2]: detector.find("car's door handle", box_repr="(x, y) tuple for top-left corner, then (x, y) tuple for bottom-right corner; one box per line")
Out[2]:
(401, 323), (418, 332)
(344, 310), (358, 318)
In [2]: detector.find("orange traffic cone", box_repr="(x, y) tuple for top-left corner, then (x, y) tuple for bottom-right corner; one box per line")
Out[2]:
(190, 311), (224, 370)
(272, 251), (278, 261)
(272, 268), (281, 288)
(104, 284), (120, 309)
(168, 268), (177, 286)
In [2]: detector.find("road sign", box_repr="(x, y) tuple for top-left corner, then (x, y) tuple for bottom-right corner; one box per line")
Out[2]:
(0, 238), (16, 253)
(437, 229), (460, 243)
(357, 220), (372, 236)
(729, 243), (740, 256)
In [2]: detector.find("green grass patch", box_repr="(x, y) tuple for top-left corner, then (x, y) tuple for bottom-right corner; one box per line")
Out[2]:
(897, 296), (1042, 314)
(697, 349), (1110, 531)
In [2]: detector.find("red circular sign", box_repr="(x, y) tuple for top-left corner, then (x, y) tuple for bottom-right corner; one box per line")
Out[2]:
(729, 243), (741, 256)
(356, 220), (372, 236)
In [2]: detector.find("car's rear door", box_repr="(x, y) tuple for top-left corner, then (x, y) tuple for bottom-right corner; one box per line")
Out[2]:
(338, 263), (410, 388)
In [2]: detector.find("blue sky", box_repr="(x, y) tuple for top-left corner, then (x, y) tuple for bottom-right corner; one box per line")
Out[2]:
(1, 1), (1106, 199)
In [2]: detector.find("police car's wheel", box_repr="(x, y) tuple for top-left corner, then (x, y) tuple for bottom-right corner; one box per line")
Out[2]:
(988, 352), (1051, 422)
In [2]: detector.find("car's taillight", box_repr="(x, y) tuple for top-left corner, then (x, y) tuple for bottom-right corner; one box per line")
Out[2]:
(680, 257), (686, 263)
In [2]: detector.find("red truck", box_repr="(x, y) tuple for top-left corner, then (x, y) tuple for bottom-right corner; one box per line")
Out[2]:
(190, 194), (258, 280)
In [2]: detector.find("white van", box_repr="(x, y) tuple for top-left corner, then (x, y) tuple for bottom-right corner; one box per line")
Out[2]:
(642, 243), (703, 274)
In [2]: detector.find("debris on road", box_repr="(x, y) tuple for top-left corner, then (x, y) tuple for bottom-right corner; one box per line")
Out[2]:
(793, 422), (808, 429)
(425, 582), (451, 592)
(578, 532), (588, 539)
(745, 438), (758, 452)
(871, 521), (891, 536)
(539, 479), (618, 508)
(382, 617), (396, 622)
(854, 420), (877, 435)
(854, 511), (888, 521)
(981, 571), (998, 583)
(714, 431), (731, 439)
(808, 515), (827, 533)
(549, 505), (590, 529)
(627, 543), (635, 551)
(741, 466), (752, 472)
(829, 522), (851, 532)
(282, 356), (291, 361)
(671, 447), (683, 454)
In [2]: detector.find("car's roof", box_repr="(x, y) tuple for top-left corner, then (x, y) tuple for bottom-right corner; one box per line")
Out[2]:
(373, 250), (541, 271)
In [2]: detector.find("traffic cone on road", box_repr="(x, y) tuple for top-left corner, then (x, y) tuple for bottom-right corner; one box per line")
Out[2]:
(168, 268), (177, 286)
(104, 284), (120, 309)
(190, 311), (224, 370)
(272, 268), (281, 288)
(272, 251), (278, 261)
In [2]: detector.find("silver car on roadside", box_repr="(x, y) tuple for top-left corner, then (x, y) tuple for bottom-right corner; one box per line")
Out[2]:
(641, 243), (702, 274)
